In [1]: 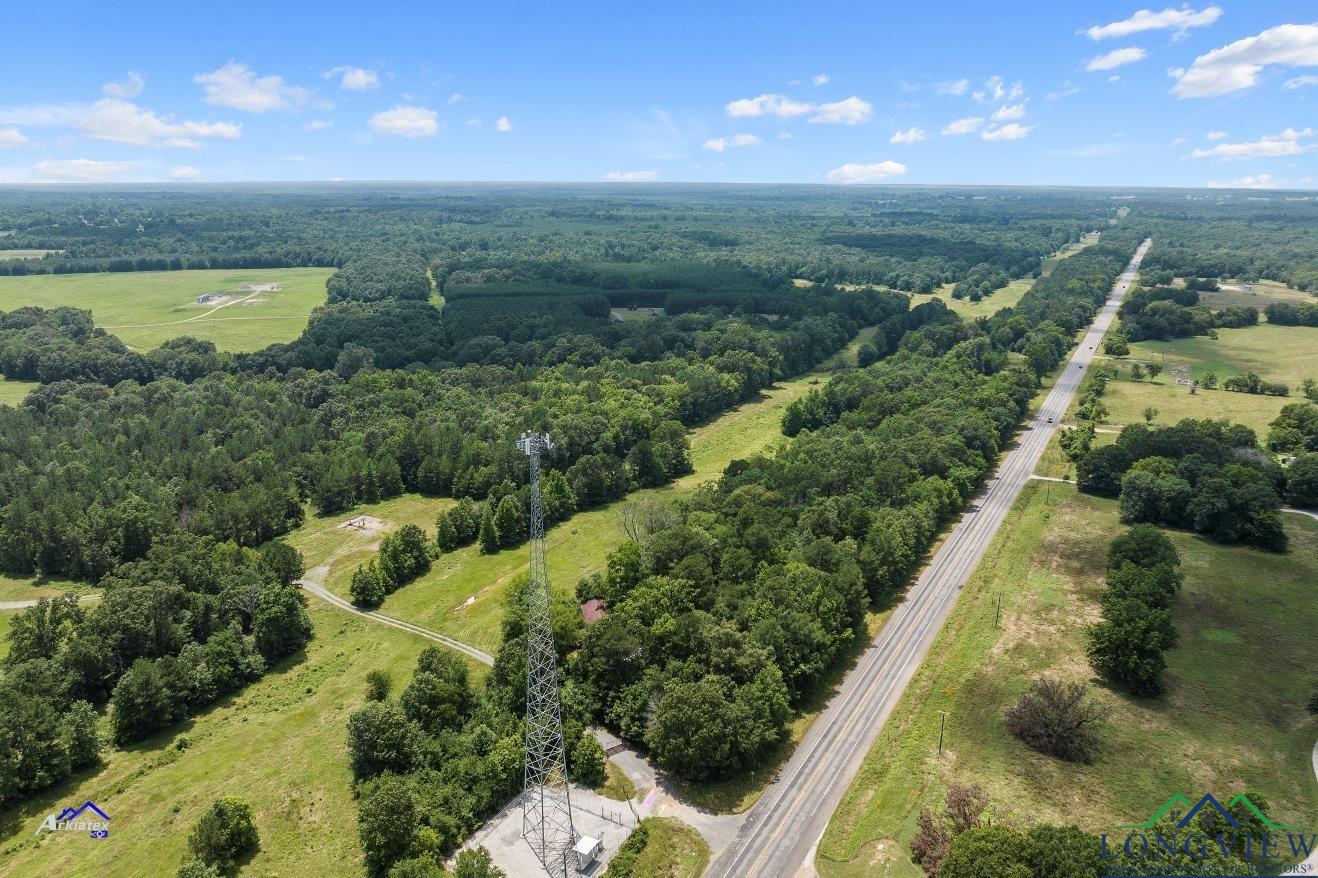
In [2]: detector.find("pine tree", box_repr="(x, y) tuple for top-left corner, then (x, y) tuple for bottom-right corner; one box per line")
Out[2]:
(435, 513), (459, 552)
(494, 496), (522, 548)
(478, 507), (499, 555)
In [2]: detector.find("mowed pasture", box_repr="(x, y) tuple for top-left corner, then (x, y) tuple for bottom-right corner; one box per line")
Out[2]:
(0, 267), (333, 352)
(0, 379), (37, 407)
(817, 483), (1318, 878)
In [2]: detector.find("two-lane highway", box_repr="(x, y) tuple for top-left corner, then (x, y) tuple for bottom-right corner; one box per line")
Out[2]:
(707, 238), (1152, 878)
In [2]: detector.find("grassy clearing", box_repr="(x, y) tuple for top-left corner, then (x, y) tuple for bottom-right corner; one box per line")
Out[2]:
(1127, 324), (1318, 390)
(0, 601), (488, 878)
(597, 760), (639, 802)
(1198, 279), (1314, 311)
(283, 493), (455, 593)
(0, 572), (90, 603)
(0, 267), (333, 352)
(619, 817), (710, 878)
(817, 482), (1318, 878)
(0, 379), (36, 408)
(0, 249), (62, 260)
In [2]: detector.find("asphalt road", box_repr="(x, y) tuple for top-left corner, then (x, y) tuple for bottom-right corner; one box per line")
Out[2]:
(707, 238), (1152, 878)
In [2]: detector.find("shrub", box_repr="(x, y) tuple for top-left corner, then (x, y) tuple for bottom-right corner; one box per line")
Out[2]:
(187, 796), (258, 873)
(1005, 678), (1107, 763)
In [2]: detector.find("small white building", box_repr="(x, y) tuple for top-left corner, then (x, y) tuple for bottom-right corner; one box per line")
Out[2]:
(574, 835), (603, 871)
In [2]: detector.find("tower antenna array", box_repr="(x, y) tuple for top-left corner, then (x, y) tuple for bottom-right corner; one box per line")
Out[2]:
(517, 431), (577, 874)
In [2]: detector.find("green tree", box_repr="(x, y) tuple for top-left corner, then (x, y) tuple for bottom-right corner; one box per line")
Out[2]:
(1142, 406), (1158, 424)
(350, 561), (387, 606)
(346, 700), (421, 777)
(453, 847), (506, 878)
(1201, 370), (1218, 389)
(434, 513), (459, 552)
(252, 585), (312, 661)
(540, 468), (577, 523)
(256, 540), (303, 586)
(1129, 363), (1145, 381)
(61, 699), (101, 770)
(4, 594), (83, 665)
(187, 796), (258, 874)
(494, 495), (522, 549)
(357, 773), (417, 877)
(1145, 363), (1163, 383)
(1024, 824), (1101, 878)
(110, 658), (173, 745)
(626, 439), (666, 488)
(478, 507), (499, 555)
(1104, 335), (1130, 357)
(365, 670), (392, 701)
(1285, 453), (1318, 508)
(939, 826), (1034, 878)
(176, 861), (221, 878)
(570, 731), (607, 788)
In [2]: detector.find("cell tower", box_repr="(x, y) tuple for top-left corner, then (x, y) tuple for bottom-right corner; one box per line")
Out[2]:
(517, 431), (577, 875)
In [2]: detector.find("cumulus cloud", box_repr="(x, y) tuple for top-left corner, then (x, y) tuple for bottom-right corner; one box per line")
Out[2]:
(102, 71), (145, 98)
(604, 170), (658, 181)
(825, 161), (907, 184)
(324, 66), (379, 91)
(991, 101), (1027, 122)
(726, 93), (813, 118)
(703, 133), (761, 152)
(369, 105), (439, 137)
(169, 165), (202, 180)
(1087, 47), (1147, 72)
(0, 128), (27, 147)
(1189, 127), (1313, 160)
(935, 79), (970, 96)
(809, 96), (872, 125)
(195, 62), (311, 112)
(495, 115), (512, 132)
(0, 99), (240, 147)
(1208, 174), (1280, 189)
(32, 158), (135, 182)
(983, 123), (1033, 141)
(890, 127), (926, 145)
(1171, 24), (1318, 97)
(812, 73), (830, 86)
(978, 76), (1025, 103)
(942, 116), (984, 135)
(1087, 6), (1222, 40)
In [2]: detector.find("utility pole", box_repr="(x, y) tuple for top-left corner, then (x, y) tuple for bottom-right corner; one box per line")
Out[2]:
(517, 432), (577, 874)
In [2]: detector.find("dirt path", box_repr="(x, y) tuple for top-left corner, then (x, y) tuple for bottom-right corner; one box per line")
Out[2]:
(104, 289), (268, 329)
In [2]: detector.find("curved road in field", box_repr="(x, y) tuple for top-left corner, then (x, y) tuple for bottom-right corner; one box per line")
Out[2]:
(297, 566), (495, 665)
(707, 238), (1153, 878)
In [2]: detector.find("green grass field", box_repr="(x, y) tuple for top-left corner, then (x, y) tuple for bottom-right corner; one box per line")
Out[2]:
(1197, 279), (1314, 311)
(620, 817), (710, 878)
(1128, 324), (1318, 390)
(0, 379), (37, 407)
(817, 483), (1318, 878)
(0, 267), (333, 352)
(0, 601), (487, 878)
(0, 249), (62, 260)
(0, 572), (90, 603)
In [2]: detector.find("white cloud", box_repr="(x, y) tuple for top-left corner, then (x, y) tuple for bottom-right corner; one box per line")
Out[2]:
(703, 133), (761, 152)
(777, 132), (792, 140)
(305, 119), (333, 131)
(0, 99), (240, 147)
(725, 93), (812, 118)
(32, 158), (135, 182)
(889, 127), (926, 145)
(935, 79), (970, 96)
(1284, 74), (1318, 89)
(194, 62), (311, 112)
(1208, 174), (1280, 189)
(991, 101), (1027, 122)
(0, 128), (27, 148)
(1206, 130), (1229, 140)
(1087, 47), (1147, 72)
(825, 161), (907, 184)
(983, 123), (1034, 141)
(102, 71), (145, 98)
(169, 165), (202, 180)
(1189, 127), (1313, 160)
(981, 76), (1025, 102)
(324, 66), (379, 91)
(809, 96), (872, 125)
(495, 115), (512, 132)
(942, 116), (984, 135)
(1172, 24), (1318, 98)
(1047, 86), (1082, 100)
(605, 170), (658, 181)
(448, 93), (466, 105)
(1087, 6), (1222, 40)
(812, 73), (830, 86)
(369, 105), (439, 137)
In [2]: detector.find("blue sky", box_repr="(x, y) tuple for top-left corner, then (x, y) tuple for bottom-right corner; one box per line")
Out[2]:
(1, 1), (1315, 188)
